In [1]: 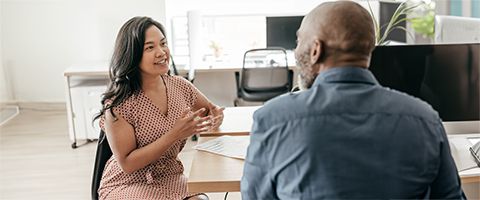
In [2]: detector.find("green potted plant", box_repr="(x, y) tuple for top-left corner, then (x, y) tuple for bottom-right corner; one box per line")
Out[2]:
(408, 1), (435, 42)
(367, 0), (435, 45)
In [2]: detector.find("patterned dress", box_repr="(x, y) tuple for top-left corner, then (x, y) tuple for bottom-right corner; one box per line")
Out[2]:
(98, 75), (200, 200)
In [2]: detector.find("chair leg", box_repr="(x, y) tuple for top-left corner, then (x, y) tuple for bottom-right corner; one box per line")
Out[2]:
(234, 99), (239, 107)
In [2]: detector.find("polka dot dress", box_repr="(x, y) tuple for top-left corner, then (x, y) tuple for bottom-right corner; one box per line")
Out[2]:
(98, 75), (200, 200)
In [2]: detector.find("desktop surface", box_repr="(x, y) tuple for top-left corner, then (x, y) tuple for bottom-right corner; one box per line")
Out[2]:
(188, 136), (244, 193)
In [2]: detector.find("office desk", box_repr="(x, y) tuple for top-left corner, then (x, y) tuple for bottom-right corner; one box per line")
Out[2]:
(188, 135), (480, 193)
(188, 136), (244, 193)
(187, 106), (259, 193)
(199, 106), (260, 137)
(188, 125), (480, 193)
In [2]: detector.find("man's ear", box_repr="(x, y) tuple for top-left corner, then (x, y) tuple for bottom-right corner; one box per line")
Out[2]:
(310, 39), (322, 64)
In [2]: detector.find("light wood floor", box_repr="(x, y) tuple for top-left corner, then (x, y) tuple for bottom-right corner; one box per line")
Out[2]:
(0, 109), (240, 200)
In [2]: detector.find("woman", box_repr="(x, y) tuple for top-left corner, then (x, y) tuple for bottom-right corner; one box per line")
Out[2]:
(94, 16), (223, 200)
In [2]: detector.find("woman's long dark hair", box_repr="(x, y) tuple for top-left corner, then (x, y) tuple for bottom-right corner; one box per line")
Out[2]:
(93, 16), (167, 123)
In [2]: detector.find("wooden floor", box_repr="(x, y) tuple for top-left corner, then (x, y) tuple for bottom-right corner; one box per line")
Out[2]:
(0, 109), (240, 200)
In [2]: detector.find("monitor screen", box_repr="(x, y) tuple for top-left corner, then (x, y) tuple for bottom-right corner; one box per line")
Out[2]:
(369, 43), (480, 122)
(266, 16), (304, 50)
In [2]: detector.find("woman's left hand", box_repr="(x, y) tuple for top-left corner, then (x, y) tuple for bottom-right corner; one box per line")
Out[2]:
(208, 105), (224, 131)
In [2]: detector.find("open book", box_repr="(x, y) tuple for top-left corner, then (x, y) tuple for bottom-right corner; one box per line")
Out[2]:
(193, 136), (250, 160)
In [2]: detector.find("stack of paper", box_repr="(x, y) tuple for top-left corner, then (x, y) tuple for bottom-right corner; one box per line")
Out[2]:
(193, 136), (250, 159)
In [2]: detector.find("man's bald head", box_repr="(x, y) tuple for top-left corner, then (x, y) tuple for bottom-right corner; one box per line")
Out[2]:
(301, 1), (375, 60)
(295, 1), (376, 89)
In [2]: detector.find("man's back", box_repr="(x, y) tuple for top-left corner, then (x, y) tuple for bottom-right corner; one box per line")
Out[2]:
(241, 67), (464, 199)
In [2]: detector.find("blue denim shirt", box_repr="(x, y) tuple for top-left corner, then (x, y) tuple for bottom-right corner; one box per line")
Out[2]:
(241, 66), (465, 199)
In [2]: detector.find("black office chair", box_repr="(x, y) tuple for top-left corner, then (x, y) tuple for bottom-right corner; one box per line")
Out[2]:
(170, 55), (195, 83)
(234, 48), (293, 106)
(91, 130), (112, 200)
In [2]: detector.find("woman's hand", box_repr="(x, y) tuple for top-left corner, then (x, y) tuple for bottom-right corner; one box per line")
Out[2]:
(168, 107), (213, 141)
(208, 105), (225, 131)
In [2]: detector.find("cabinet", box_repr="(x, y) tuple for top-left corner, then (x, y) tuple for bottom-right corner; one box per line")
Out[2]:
(70, 80), (106, 140)
(64, 65), (109, 148)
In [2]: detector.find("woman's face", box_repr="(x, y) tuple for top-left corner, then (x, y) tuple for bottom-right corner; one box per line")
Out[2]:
(139, 25), (170, 77)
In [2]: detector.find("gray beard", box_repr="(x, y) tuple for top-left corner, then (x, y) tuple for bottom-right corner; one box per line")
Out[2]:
(298, 72), (316, 90)
(297, 62), (317, 90)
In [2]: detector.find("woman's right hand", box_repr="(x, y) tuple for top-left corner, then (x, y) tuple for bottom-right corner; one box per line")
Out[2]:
(168, 107), (212, 141)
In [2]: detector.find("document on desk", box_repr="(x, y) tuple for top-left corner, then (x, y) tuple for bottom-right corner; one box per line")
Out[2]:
(449, 137), (478, 171)
(468, 137), (480, 146)
(193, 136), (250, 160)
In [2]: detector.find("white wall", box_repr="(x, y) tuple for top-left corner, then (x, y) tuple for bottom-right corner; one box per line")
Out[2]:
(0, 0), (166, 102)
(166, 0), (326, 17)
(164, 0), (379, 40)
(0, 1), (9, 103)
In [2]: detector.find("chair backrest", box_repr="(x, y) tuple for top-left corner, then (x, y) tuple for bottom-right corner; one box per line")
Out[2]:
(170, 55), (195, 83)
(91, 130), (112, 200)
(237, 48), (292, 101)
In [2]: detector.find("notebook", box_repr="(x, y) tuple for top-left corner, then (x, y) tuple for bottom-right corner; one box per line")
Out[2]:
(193, 136), (250, 159)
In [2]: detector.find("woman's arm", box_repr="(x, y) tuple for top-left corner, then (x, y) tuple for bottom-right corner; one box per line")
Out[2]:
(104, 107), (211, 174)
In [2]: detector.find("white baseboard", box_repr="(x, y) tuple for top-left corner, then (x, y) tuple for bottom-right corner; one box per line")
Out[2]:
(0, 101), (66, 111)
(0, 106), (19, 126)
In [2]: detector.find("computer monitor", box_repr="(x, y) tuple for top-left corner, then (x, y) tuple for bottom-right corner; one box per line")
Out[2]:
(369, 43), (480, 134)
(266, 16), (304, 50)
(435, 15), (480, 44)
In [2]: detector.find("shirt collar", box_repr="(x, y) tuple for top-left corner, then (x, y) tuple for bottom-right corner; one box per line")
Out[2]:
(312, 66), (379, 87)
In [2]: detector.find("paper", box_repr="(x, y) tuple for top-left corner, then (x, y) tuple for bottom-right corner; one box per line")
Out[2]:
(449, 137), (478, 171)
(194, 136), (250, 159)
(468, 137), (480, 146)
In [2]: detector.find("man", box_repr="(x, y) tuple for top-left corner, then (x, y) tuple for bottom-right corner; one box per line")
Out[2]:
(241, 1), (465, 199)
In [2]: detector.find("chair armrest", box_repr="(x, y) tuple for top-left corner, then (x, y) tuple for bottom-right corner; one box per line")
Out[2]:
(287, 69), (294, 91)
(234, 71), (241, 98)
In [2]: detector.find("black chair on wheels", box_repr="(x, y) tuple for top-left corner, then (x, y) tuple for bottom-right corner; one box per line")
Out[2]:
(170, 55), (195, 83)
(91, 130), (112, 200)
(234, 47), (293, 106)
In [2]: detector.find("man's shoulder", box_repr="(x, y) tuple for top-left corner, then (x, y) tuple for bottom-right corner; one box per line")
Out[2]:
(255, 86), (441, 125)
(378, 86), (440, 122)
(254, 91), (306, 123)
